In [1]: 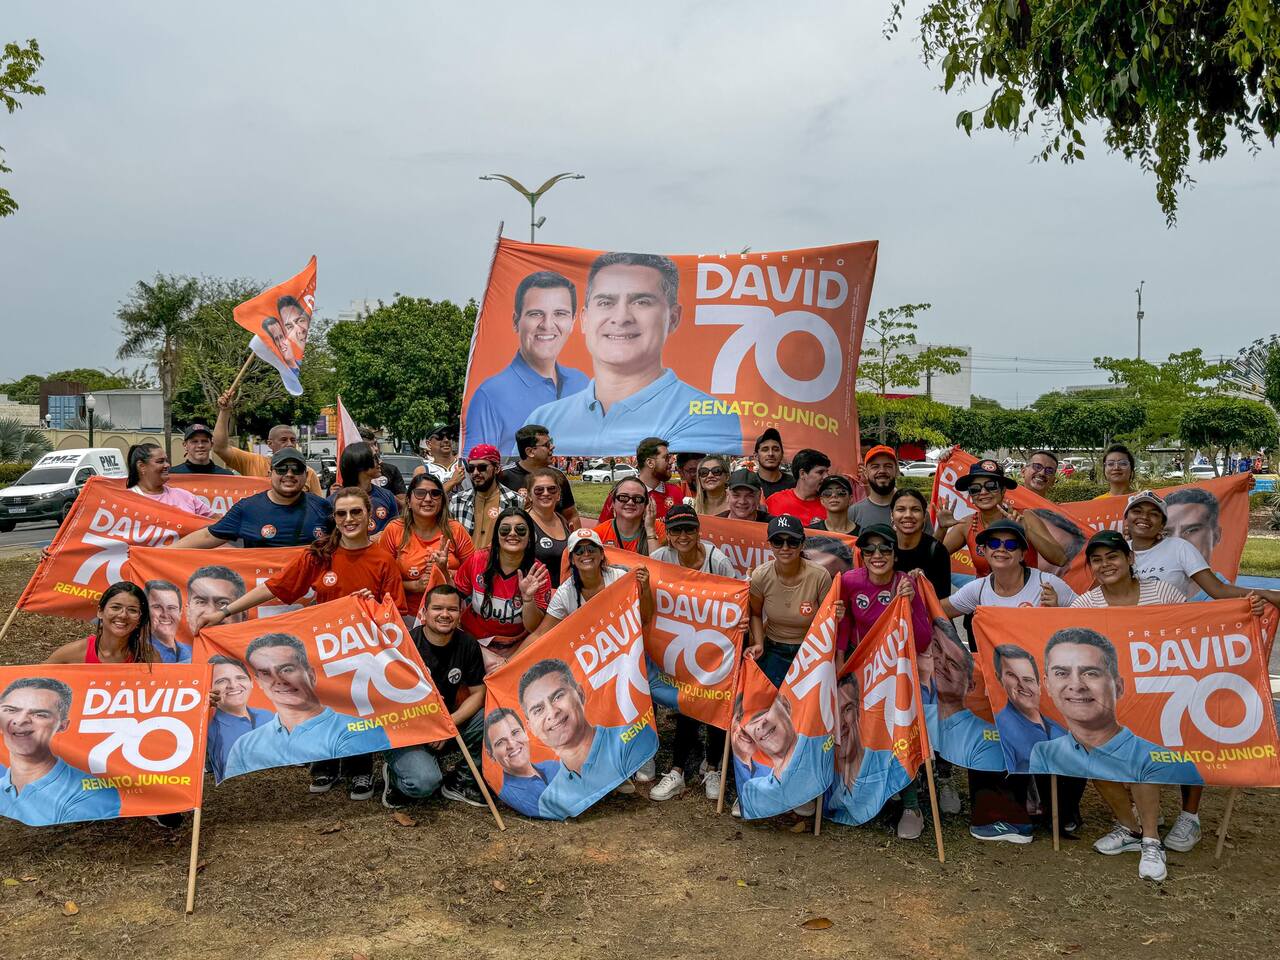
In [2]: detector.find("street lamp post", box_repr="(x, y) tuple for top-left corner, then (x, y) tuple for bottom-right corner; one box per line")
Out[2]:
(479, 173), (585, 243)
(1135, 280), (1145, 361)
(85, 393), (96, 447)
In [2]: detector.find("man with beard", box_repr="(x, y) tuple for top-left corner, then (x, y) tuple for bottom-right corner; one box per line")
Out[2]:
(598, 436), (686, 521)
(849, 445), (932, 533)
(1020, 450), (1059, 496)
(450, 445), (521, 548)
(145, 579), (190, 663)
(422, 426), (465, 495)
(484, 707), (561, 816)
(185, 566), (247, 639)
(992, 644), (1064, 774)
(730, 688), (831, 819)
(205, 655), (275, 782)
(753, 428), (794, 500)
(824, 672), (911, 826)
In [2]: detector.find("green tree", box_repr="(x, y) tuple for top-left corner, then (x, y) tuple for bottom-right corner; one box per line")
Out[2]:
(116, 275), (201, 461)
(0, 38), (45, 218)
(1265, 345), (1280, 414)
(856, 394), (954, 448)
(858, 302), (967, 442)
(969, 394), (1003, 411)
(1179, 396), (1279, 475)
(892, 1), (1280, 223)
(329, 296), (476, 445)
(0, 416), (50, 462)
(0, 374), (43, 404)
(1038, 396), (1148, 452)
(1092, 349), (1230, 447)
(46, 368), (131, 393)
(948, 406), (1045, 456)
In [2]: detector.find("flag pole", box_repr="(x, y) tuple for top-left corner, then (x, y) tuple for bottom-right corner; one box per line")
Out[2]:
(226, 354), (256, 398)
(184, 807), (204, 914)
(0, 604), (20, 645)
(1051, 775), (1060, 852)
(813, 797), (823, 837)
(1215, 788), (1240, 860)
(716, 734), (731, 814)
(921, 757), (946, 863)
(455, 734), (505, 831)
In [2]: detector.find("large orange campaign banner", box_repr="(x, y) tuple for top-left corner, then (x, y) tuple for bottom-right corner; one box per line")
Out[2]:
(931, 449), (1251, 590)
(234, 256), (317, 396)
(481, 571), (656, 820)
(731, 580), (838, 819)
(0, 663), (209, 826)
(696, 514), (858, 581)
(972, 599), (1280, 786)
(194, 593), (455, 784)
(122, 546), (308, 663)
(825, 596), (928, 825)
(461, 237), (877, 472)
(603, 547), (746, 729)
(18, 477), (212, 620)
(104, 474), (270, 519)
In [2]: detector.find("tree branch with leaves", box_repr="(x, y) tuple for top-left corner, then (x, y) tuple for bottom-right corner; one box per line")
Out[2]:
(0, 38), (45, 218)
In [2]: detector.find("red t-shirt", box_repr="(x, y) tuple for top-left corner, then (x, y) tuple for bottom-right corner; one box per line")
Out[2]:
(267, 544), (409, 614)
(765, 488), (826, 527)
(453, 550), (552, 643)
(598, 481), (686, 521)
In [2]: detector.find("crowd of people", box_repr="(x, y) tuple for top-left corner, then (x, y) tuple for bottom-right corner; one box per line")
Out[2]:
(19, 387), (1277, 885)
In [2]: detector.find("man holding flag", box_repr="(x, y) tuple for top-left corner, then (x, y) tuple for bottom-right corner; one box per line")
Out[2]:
(212, 391), (321, 495)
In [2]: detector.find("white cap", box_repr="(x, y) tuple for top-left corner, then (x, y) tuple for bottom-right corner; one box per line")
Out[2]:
(566, 528), (604, 553)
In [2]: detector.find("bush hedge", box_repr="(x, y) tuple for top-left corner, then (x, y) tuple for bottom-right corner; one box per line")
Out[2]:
(0, 462), (33, 484)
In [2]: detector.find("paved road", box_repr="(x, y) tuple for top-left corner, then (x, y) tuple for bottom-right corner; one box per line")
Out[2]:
(0, 520), (57, 556)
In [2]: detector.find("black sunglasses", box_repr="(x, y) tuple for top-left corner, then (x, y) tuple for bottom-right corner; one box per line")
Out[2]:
(769, 536), (803, 548)
(967, 479), (1001, 494)
(861, 543), (895, 556)
(272, 464), (305, 476)
(979, 537), (1024, 551)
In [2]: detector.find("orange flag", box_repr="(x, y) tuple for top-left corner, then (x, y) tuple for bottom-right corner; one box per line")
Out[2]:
(235, 256), (316, 396)
(0, 663), (210, 826)
(696, 513), (858, 580)
(104, 474), (270, 520)
(17, 477), (212, 620)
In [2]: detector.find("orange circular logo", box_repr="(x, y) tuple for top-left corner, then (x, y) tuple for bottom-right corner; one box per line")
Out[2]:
(799, 601), (814, 616)
(487, 506), (500, 518)
(259, 524), (277, 539)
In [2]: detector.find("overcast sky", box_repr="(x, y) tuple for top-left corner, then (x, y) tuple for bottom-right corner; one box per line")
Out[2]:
(2, 1), (1276, 406)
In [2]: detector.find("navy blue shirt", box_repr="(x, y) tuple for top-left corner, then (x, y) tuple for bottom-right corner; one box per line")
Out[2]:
(170, 461), (236, 475)
(209, 491), (333, 548)
(466, 352), (590, 456)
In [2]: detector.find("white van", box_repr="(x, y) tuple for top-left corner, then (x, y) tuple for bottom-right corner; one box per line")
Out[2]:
(0, 448), (126, 532)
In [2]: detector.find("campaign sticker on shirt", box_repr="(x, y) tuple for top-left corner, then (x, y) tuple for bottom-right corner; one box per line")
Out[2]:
(539, 536), (553, 549)
(259, 523), (277, 540)
(799, 600), (814, 616)
(322, 571), (338, 587)
(313, 526), (326, 539)
(487, 506), (500, 519)
(408, 566), (421, 579)
(855, 594), (870, 610)
(665, 497), (675, 507)
(447, 667), (462, 685)
(876, 590), (892, 605)
(375, 506), (388, 519)
(373, 477), (388, 487)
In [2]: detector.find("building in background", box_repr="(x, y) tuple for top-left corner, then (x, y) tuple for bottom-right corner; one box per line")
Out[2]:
(887, 343), (973, 408)
(83, 389), (164, 430)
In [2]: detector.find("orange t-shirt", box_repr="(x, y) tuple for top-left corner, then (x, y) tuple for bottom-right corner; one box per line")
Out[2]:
(592, 519), (667, 555)
(266, 543), (409, 614)
(376, 518), (475, 612)
(220, 445), (322, 495)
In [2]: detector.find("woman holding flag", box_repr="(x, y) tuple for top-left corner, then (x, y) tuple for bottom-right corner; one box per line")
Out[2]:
(935, 460), (1065, 576)
(378, 472), (473, 617)
(125, 443), (213, 518)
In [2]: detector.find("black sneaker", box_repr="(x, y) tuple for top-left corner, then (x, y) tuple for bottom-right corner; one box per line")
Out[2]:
(348, 773), (375, 801)
(381, 767), (410, 809)
(440, 779), (486, 808)
(309, 772), (338, 794)
(147, 813), (184, 829)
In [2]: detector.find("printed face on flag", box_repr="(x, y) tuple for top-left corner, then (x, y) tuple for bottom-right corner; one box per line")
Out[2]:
(234, 256), (315, 396)
(731, 581), (839, 819)
(460, 238), (876, 469)
(193, 593), (455, 784)
(603, 548), (746, 729)
(481, 572), (657, 820)
(17, 477), (212, 620)
(973, 600), (1280, 786)
(0, 664), (210, 826)
(696, 514), (858, 580)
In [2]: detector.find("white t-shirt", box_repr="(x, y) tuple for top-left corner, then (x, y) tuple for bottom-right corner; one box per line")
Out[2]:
(949, 568), (1076, 612)
(650, 541), (742, 580)
(1130, 537), (1209, 599)
(1071, 578), (1187, 608)
(546, 566), (627, 621)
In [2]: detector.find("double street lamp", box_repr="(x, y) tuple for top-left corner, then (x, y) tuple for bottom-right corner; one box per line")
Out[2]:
(479, 172), (585, 243)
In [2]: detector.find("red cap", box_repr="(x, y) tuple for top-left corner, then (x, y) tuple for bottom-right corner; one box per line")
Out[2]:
(467, 444), (501, 464)
(863, 444), (897, 464)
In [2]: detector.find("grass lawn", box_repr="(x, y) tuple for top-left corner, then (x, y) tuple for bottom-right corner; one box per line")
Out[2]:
(1241, 536), (1280, 578)
(570, 479), (611, 518)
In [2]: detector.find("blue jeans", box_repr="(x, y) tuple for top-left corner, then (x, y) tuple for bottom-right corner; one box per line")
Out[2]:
(385, 711), (485, 799)
(758, 640), (799, 688)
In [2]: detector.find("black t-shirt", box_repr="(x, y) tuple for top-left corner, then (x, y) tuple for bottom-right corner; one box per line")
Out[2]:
(408, 626), (486, 712)
(499, 463), (576, 513)
(170, 461), (236, 475)
(532, 516), (571, 587)
(894, 535), (953, 599)
(757, 470), (796, 500)
(375, 462), (406, 497)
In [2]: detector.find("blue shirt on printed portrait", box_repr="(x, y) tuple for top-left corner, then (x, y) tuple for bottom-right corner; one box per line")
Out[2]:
(222, 706), (391, 781)
(924, 702), (1006, 772)
(996, 703), (1066, 774)
(206, 706), (276, 783)
(0, 757), (121, 826)
(536, 722), (657, 820)
(735, 733), (834, 820)
(497, 759), (562, 817)
(466, 352), (590, 456)
(824, 747), (911, 826)
(151, 638), (193, 664)
(1029, 725), (1203, 785)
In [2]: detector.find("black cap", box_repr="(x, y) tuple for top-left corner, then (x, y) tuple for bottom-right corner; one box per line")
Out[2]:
(855, 523), (897, 549)
(664, 503), (700, 530)
(975, 519), (1027, 548)
(727, 468), (763, 491)
(183, 423), (213, 441)
(819, 474), (853, 495)
(767, 514), (804, 542)
(1085, 529), (1131, 556)
(271, 447), (306, 468)
(754, 427), (783, 452)
(427, 425), (453, 440)
(955, 458), (1017, 492)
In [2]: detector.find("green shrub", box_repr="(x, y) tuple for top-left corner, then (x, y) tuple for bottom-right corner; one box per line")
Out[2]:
(896, 476), (935, 494)
(1045, 478), (1108, 503)
(0, 462), (32, 484)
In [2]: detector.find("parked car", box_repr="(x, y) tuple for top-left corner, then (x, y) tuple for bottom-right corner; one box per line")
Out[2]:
(899, 460), (938, 478)
(382, 454), (425, 478)
(1189, 464), (1217, 480)
(0, 448), (126, 532)
(582, 463), (639, 483)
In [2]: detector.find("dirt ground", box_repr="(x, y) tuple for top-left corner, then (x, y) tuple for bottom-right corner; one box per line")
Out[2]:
(1, 555), (1277, 960)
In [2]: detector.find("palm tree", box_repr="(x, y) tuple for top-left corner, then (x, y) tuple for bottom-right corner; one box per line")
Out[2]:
(116, 274), (200, 461)
(0, 417), (52, 463)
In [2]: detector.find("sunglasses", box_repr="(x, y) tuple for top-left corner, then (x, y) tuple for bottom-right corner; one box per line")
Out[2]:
(861, 543), (895, 556)
(334, 508), (366, 519)
(1026, 463), (1057, 475)
(697, 467), (725, 478)
(979, 538), (1023, 551)
(530, 485), (560, 496)
(614, 493), (647, 506)
(820, 487), (849, 497)
(272, 464), (305, 476)
(498, 524), (528, 537)
(769, 537), (803, 549)
(467, 462), (493, 472)
(967, 479), (1001, 494)
(668, 524), (699, 534)
(411, 488), (443, 500)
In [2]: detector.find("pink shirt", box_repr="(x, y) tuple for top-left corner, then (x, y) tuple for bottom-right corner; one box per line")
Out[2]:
(131, 484), (213, 518)
(836, 568), (932, 657)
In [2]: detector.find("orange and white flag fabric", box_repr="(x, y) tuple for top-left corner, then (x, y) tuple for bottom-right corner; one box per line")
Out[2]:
(104, 474), (270, 519)
(696, 514), (858, 580)
(481, 571), (656, 820)
(235, 256), (316, 396)
(973, 599), (1280, 786)
(17, 477), (212, 620)
(334, 396), (361, 485)
(0, 663), (210, 826)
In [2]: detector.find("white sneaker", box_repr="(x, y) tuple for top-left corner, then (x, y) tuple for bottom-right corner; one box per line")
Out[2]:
(1094, 823), (1143, 856)
(614, 780), (636, 795)
(731, 798), (741, 818)
(635, 758), (656, 783)
(793, 800), (816, 817)
(1139, 839), (1167, 881)
(939, 781), (962, 815)
(703, 769), (722, 801)
(650, 769), (686, 801)
(1163, 811), (1202, 852)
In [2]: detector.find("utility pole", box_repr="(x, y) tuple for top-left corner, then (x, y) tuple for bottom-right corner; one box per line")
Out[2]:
(479, 173), (585, 243)
(1135, 281), (1145, 361)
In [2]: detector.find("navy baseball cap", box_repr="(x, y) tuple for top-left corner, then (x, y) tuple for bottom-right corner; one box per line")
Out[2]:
(1085, 529), (1131, 556)
(767, 514), (805, 542)
(956, 458), (1017, 492)
(664, 503), (700, 530)
(975, 519), (1027, 548)
(855, 523), (896, 549)
(183, 423), (213, 441)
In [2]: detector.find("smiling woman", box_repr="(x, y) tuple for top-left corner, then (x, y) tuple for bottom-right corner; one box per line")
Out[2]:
(45, 581), (155, 665)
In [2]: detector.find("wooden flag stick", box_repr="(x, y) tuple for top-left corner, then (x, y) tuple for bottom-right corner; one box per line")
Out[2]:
(813, 797), (823, 837)
(225, 354), (256, 398)
(184, 807), (204, 914)
(1215, 788), (1240, 860)
(0, 604), (20, 646)
(922, 759), (946, 863)
(455, 734), (505, 831)
(1051, 775), (1060, 852)
(716, 733), (731, 814)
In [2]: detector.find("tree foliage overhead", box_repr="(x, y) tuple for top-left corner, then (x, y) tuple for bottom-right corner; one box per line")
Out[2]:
(1178, 395), (1278, 472)
(857, 393), (955, 447)
(0, 38), (45, 218)
(1092, 348), (1229, 444)
(329, 296), (476, 444)
(892, 0), (1280, 223)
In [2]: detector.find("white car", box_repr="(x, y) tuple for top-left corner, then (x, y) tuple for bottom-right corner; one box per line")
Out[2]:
(899, 460), (938, 478)
(1190, 464), (1217, 480)
(582, 463), (639, 483)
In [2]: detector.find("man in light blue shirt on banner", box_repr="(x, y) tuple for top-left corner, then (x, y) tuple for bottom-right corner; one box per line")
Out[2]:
(732, 691), (833, 819)
(923, 617), (1005, 771)
(524, 252), (742, 454)
(222, 634), (390, 781)
(825, 673), (910, 825)
(466, 271), (590, 455)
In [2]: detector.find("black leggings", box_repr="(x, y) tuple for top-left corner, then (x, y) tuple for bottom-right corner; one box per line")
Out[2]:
(671, 714), (726, 773)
